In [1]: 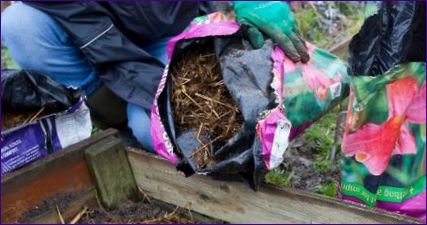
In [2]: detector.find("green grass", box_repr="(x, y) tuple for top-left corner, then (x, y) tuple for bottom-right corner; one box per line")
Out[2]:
(295, 7), (329, 49)
(305, 112), (335, 155)
(314, 158), (338, 174)
(306, 105), (338, 152)
(91, 127), (103, 136)
(1, 46), (19, 69)
(314, 181), (339, 198)
(265, 169), (292, 187)
(306, 106), (341, 174)
(295, 2), (365, 50)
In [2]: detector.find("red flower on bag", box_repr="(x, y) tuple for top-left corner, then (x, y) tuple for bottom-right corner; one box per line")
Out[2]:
(283, 42), (343, 100)
(343, 77), (425, 175)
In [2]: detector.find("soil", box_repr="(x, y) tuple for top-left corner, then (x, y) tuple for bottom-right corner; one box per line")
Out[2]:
(283, 141), (340, 192)
(284, 149), (340, 192)
(19, 192), (82, 223)
(79, 200), (197, 224)
(19, 192), (199, 224)
(170, 42), (243, 169)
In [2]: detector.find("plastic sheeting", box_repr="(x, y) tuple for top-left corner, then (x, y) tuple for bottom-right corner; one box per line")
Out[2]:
(2, 69), (82, 112)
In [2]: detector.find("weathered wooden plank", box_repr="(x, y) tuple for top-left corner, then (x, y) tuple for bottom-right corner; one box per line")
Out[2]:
(128, 150), (422, 224)
(147, 197), (225, 224)
(85, 136), (140, 209)
(1, 129), (117, 223)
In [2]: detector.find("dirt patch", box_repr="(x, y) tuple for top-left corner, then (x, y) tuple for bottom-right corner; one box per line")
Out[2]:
(284, 144), (340, 191)
(18, 189), (213, 224)
(19, 192), (82, 223)
(19, 192), (200, 224)
(170, 42), (243, 169)
(277, 131), (342, 197)
(79, 200), (197, 224)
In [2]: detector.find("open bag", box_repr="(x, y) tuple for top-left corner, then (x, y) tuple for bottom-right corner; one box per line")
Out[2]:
(150, 12), (349, 189)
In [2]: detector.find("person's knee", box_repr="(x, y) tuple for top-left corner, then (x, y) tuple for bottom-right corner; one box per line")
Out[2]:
(2, 3), (41, 45)
(2, 3), (43, 68)
(1, 3), (68, 69)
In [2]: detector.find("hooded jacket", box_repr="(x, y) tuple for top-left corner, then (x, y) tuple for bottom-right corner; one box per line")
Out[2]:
(26, 2), (208, 110)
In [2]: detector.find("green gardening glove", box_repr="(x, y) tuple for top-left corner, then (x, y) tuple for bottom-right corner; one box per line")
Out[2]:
(233, 1), (310, 63)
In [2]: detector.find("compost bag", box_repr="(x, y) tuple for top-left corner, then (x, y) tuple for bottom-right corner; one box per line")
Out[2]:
(1, 69), (92, 174)
(341, 2), (426, 220)
(151, 12), (349, 189)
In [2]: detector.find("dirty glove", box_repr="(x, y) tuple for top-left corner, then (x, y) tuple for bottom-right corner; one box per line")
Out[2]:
(233, 1), (310, 63)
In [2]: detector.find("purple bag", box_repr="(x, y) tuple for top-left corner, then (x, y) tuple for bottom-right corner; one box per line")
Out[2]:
(1, 70), (92, 174)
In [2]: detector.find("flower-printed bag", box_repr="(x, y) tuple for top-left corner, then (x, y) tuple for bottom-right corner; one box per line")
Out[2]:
(341, 63), (426, 220)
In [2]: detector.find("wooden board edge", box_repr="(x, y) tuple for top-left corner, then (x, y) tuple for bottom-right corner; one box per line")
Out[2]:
(127, 150), (423, 224)
(260, 183), (423, 224)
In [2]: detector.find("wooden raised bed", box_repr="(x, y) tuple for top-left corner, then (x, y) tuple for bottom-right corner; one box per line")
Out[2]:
(1, 129), (219, 224)
(1, 129), (112, 224)
(1, 129), (422, 224)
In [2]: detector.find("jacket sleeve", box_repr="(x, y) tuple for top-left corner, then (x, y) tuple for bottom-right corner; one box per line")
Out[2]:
(26, 2), (166, 110)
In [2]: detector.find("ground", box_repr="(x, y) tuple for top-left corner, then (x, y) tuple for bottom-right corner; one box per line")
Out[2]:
(294, 1), (365, 50)
(78, 200), (197, 224)
(265, 105), (345, 197)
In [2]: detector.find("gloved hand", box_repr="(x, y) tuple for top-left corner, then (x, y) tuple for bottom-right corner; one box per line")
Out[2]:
(233, 1), (310, 63)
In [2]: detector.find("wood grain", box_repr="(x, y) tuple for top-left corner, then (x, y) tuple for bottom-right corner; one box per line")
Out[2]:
(85, 136), (139, 209)
(128, 150), (422, 224)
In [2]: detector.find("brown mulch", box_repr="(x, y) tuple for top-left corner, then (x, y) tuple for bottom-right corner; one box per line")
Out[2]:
(2, 107), (46, 131)
(170, 43), (243, 169)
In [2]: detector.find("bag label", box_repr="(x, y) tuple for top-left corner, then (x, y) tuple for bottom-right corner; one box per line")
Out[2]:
(341, 176), (426, 206)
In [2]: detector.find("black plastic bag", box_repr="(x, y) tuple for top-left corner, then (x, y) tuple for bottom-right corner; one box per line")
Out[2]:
(348, 2), (425, 76)
(1, 69), (83, 112)
(159, 34), (276, 189)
